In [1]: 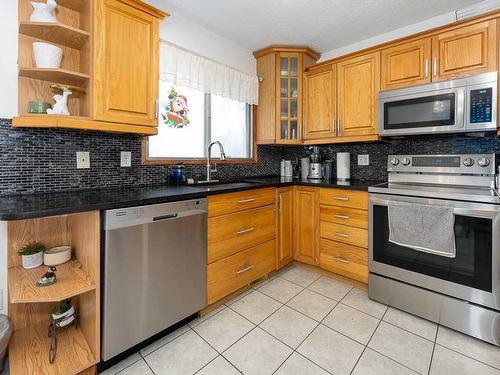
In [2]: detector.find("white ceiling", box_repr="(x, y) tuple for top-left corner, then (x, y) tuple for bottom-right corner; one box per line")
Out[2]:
(151, 0), (483, 53)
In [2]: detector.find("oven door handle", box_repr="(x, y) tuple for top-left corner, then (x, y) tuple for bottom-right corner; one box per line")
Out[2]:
(370, 197), (500, 219)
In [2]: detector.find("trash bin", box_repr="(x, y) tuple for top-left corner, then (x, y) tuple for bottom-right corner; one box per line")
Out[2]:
(0, 315), (12, 373)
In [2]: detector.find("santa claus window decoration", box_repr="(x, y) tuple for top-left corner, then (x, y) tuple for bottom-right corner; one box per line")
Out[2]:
(162, 86), (190, 128)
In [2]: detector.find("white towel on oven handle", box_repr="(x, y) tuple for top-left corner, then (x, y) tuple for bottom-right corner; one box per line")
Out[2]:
(388, 201), (456, 258)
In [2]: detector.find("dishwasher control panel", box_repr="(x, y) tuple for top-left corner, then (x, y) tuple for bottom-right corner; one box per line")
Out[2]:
(104, 199), (208, 230)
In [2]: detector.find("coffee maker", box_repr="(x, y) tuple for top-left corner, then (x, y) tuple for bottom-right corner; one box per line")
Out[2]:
(308, 146), (322, 180)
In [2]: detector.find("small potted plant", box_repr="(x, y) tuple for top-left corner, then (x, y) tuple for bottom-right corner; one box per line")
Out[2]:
(18, 241), (46, 269)
(51, 299), (76, 328)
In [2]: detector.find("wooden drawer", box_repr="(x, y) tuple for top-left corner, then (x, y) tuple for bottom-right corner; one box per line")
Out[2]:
(319, 188), (368, 210)
(208, 205), (276, 263)
(207, 239), (276, 304)
(320, 239), (368, 283)
(208, 188), (276, 217)
(320, 221), (368, 248)
(320, 205), (368, 229)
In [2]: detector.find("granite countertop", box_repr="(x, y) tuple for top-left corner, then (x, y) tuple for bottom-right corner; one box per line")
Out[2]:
(0, 177), (383, 220)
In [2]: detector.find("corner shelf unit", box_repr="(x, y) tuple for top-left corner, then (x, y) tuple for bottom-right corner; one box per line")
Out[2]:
(16, 0), (92, 121)
(7, 211), (100, 375)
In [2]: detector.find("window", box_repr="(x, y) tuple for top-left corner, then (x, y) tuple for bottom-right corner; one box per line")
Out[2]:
(147, 81), (254, 161)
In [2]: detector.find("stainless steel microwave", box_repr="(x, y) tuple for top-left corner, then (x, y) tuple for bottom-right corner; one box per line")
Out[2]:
(379, 72), (497, 136)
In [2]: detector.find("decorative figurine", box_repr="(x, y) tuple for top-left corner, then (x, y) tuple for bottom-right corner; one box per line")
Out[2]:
(30, 0), (58, 23)
(36, 266), (57, 287)
(46, 89), (72, 116)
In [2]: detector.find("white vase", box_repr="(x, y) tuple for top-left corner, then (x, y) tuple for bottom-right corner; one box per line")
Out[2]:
(30, 0), (58, 23)
(33, 42), (62, 68)
(52, 306), (75, 328)
(21, 251), (43, 269)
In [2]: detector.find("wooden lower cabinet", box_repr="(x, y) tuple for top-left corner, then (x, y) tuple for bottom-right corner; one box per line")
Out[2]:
(207, 240), (276, 304)
(320, 239), (368, 283)
(320, 221), (368, 248)
(208, 205), (276, 263)
(208, 187), (276, 217)
(276, 187), (294, 268)
(293, 186), (319, 266)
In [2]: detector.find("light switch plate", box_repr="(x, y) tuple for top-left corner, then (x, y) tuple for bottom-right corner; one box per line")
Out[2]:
(76, 151), (90, 169)
(121, 151), (131, 167)
(358, 154), (369, 166)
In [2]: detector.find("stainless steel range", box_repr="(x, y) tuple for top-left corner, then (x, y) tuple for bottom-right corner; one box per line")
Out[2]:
(368, 154), (500, 345)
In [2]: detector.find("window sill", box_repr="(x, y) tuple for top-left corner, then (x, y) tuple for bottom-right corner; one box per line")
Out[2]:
(142, 158), (257, 165)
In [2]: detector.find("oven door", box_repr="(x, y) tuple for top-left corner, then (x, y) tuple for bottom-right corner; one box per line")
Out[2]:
(369, 193), (500, 310)
(379, 87), (465, 136)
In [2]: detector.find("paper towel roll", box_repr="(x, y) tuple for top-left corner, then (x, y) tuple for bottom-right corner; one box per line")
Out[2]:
(337, 152), (350, 181)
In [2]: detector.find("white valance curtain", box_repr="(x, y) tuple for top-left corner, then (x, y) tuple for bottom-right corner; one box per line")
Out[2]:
(159, 41), (259, 105)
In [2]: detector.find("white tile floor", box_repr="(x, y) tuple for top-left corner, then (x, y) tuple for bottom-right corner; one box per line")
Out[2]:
(98, 264), (500, 375)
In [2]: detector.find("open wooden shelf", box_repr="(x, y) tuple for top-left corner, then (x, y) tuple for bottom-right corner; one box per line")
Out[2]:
(57, 0), (90, 12)
(9, 321), (97, 375)
(13, 114), (159, 135)
(19, 67), (90, 87)
(9, 262), (95, 304)
(19, 22), (90, 49)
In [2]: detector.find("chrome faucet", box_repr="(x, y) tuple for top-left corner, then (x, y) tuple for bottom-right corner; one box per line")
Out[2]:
(204, 141), (226, 182)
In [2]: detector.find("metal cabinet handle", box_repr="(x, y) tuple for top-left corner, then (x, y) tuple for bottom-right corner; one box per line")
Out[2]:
(333, 196), (349, 201)
(334, 232), (349, 238)
(424, 59), (429, 78)
(332, 256), (349, 264)
(236, 227), (255, 235)
(334, 214), (350, 220)
(338, 118), (341, 135)
(238, 198), (256, 204)
(433, 58), (438, 76)
(155, 99), (159, 119)
(236, 264), (255, 275)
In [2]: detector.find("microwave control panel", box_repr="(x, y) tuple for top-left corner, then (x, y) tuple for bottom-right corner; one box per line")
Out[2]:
(470, 87), (492, 123)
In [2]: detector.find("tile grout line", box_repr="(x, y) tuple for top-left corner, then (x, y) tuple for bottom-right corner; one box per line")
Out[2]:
(426, 324), (440, 375)
(271, 296), (342, 375)
(432, 331), (500, 371)
(138, 351), (157, 375)
(349, 304), (389, 375)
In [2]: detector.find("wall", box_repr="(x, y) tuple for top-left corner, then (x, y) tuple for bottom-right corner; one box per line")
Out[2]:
(0, 0), (18, 118)
(0, 118), (282, 195)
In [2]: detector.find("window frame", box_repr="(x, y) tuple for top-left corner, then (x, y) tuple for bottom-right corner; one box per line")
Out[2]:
(142, 93), (257, 165)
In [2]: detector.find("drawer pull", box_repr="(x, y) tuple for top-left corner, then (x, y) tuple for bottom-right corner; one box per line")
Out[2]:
(238, 198), (256, 204)
(334, 232), (349, 238)
(236, 264), (255, 275)
(334, 214), (350, 220)
(236, 227), (255, 235)
(332, 256), (349, 264)
(333, 196), (349, 201)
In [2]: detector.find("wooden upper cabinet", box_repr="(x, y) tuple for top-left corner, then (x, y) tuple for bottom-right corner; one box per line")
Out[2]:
(337, 51), (380, 137)
(303, 65), (336, 140)
(381, 38), (431, 90)
(94, 0), (163, 127)
(276, 187), (294, 269)
(293, 186), (319, 266)
(432, 20), (497, 81)
(254, 46), (320, 145)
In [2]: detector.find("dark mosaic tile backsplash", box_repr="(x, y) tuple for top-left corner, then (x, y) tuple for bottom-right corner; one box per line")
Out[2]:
(1, 117), (499, 195)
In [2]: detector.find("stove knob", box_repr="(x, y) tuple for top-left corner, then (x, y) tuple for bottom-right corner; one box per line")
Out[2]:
(390, 158), (400, 166)
(463, 157), (475, 167)
(401, 157), (411, 166)
(477, 157), (490, 167)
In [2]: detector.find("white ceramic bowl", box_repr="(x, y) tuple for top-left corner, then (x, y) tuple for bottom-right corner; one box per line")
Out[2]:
(44, 245), (71, 265)
(32, 42), (62, 68)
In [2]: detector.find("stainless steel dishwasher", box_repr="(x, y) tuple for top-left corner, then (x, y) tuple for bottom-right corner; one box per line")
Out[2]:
(102, 198), (207, 360)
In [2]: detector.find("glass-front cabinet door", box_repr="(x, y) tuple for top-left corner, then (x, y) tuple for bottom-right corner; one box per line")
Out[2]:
(276, 52), (303, 144)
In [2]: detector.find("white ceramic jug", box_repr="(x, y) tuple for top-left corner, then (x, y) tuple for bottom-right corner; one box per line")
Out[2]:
(30, 0), (58, 23)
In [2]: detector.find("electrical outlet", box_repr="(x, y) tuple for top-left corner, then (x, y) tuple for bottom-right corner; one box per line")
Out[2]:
(76, 151), (90, 169)
(121, 151), (132, 167)
(358, 154), (369, 166)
